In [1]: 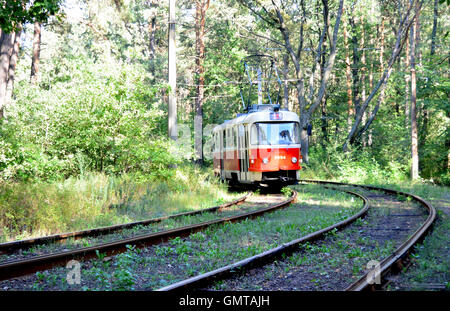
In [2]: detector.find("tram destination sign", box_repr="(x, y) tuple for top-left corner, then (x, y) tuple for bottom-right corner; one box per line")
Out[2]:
(270, 112), (283, 120)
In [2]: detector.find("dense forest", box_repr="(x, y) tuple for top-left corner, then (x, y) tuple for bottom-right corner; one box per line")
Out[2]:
(0, 0), (448, 184)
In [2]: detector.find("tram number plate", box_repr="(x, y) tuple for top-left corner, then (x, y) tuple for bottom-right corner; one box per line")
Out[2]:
(270, 112), (282, 120)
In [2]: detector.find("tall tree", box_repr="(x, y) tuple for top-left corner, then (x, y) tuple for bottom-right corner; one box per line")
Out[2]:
(0, 0), (61, 118)
(237, 0), (344, 163)
(5, 24), (22, 105)
(168, 0), (177, 141)
(0, 31), (16, 118)
(343, 13), (353, 132)
(194, 0), (210, 165)
(404, 26), (410, 128)
(430, 0), (438, 56)
(282, 53), (289, 110)
(410, 1), (420, 180)
(349, 14), (361, 118)
(360, 20), (367, 146)
(147, 0), (159, 82)
(30, 21), (41, 84)
(342, 0), (421, 151)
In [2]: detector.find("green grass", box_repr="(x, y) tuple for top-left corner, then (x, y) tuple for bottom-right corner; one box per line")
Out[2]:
(89, 184), (362, 290)
(0, 165), (241, 242)
(394, 209), (449, 290)
(301, 166), (449, 291)
(1, 183), (364, 290)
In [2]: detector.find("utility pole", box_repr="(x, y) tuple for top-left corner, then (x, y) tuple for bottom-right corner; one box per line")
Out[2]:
(168, 0), (177, 141)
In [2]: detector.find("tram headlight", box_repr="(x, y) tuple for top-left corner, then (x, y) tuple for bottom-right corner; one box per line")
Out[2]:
(262, 158), (269, 164)
(292, 157), (298, 164)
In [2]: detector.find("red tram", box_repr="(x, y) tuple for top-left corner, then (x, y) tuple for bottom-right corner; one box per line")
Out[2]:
(212, 104), (302, 188)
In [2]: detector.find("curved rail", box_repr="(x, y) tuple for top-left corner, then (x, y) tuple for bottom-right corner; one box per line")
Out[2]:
(345, 187), (436, 291)
(0, 191), (296, 281)
(158, 186), (369, 291)
(0, 193), (251, 253)
(299, 179), (437, 291)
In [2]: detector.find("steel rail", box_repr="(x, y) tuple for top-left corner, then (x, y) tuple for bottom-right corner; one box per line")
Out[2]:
(0, 192), (295, 281)
(345, 187), (436, 291)
(157, 186), (369, 291)
(0, 193), (251, 253)
(299, 179), (437, 291)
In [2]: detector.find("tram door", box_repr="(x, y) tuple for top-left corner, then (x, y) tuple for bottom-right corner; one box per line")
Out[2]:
(238, 125), (249, 181)
(220, 130), (225, 179)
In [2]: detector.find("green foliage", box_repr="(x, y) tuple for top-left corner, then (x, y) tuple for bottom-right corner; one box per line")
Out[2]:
(281, 186), (293, 197)
(1, 56), (178, 181)
(0, 165), (238, 242)
(112, 245), (139, 290)
(0, 0), (62, 32)
(302, 144), (409, 185)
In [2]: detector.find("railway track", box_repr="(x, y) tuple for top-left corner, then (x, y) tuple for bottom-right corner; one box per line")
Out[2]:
(157, 180), (435, 291)
(0, 193), (251, 253)
(0, 191), (296, 281)
(300, 180), (436, 291)
(0, 181), (436, 291)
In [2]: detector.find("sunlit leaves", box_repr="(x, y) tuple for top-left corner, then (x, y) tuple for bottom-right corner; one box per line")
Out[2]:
(0, 0), (62, 32)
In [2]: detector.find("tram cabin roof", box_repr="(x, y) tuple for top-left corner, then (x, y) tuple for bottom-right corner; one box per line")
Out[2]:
(213, 104), (299, 132)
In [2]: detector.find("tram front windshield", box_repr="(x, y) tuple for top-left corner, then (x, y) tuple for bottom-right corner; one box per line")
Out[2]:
(250, 122), (300, 145)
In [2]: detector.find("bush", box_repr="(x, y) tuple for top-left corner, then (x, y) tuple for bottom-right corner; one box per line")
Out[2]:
(0, 56), (177, 181)
(303, 145), (409, 184)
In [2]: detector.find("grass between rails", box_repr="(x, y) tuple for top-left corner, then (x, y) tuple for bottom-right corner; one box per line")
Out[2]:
(384, 186), (449, 291)
(1, 161), (446, 291)
(211, 224), (397, 291)
(302, 168), (449, 291)
(386, 211), (450, 291)
(0, 199), (269, 263)
(0, 165), (242, 243)
(0, 184), (363, 290)
(211, 186), (426, 290)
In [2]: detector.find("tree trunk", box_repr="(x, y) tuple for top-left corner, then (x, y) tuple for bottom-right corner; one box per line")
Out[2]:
(430, 0), (438, 56)
(321, 95), (328, 145)
(320, 36), (328, 146)
(194, 0), (209, 165)
(368, 33), (374, 146)
(404, 33), (410, 129)
(0, 30), (16, 119)
(421, 0), (438, 153)
(148, 0), (159, 82)
(343, 17), (353, 132)
(350, 15), (361, 117)
(30, 22), (41, 84)
(6, 26), (21, 104)
(410, 3), (420, 180)
(360, 22), (367, 146)
(168, 0), (177, 141)
(378, 17), (385, 109)
(282, 54), (289, 110)
(149, 14), (156, 81)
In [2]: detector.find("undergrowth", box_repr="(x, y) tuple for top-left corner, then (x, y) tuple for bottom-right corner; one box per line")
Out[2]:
(0, 165), (239, 242)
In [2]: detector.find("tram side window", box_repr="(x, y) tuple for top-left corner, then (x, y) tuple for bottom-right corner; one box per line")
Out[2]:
(215, 133), (219, 151)
(223, 130), (226, 149)
(225, 129), (229, 149)
(231, 127), (237, 148)
(230, 128), (234, 148)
